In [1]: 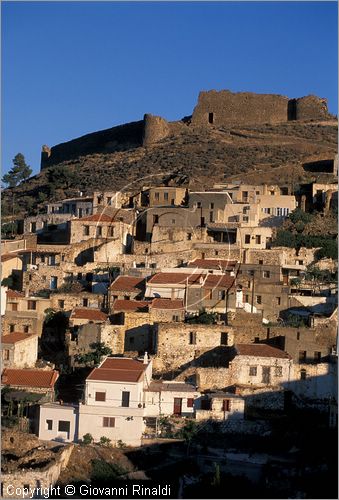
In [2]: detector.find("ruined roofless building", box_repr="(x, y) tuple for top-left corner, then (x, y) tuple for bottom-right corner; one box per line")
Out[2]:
(40, 90), (334, 169)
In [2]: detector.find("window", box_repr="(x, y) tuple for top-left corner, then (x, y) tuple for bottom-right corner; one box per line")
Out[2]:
(210, 203), (214, 209)
(255, 235), (261, 245)
(107, 197), (112, 206)
(249, 366), (257, 376)
(153, 215), (159, 224)
(243, 216), (249, 222)
(297, 331), (301, 341)
(96, 226), (102, 237)
(258, 260), (264, 265)
(11, 303), (18, 312)
(187, 233), (192, 241)
(275, 366), (283, 377)
(189, 332), (197, 345)
(58, 300), (65, 309)
(172, 315), (179, 322)
(209, 211), (214, 222)
(95, 392), (106, 402)
(108, 226), (115, 237)
(187, 398), (194, 408)
(3, 350), (10, 361)
(208, 112), (214, 124)
(276, 297), (281, 305)
(299, 350), (307, 362)
(263, 271), (270, 278)
(155, 192), (160, 201)
(256, 295), (262, 305)
(83, 298), (89, 307)
(314, 351), (321, 362)
(50, 276), (58, 290)
(23, 325), (29, 333)
(171, 219), (176, 224)
(164, 192), (169, 201)
(27, 301), (36, 310)
(245, 235), (251, 244)
(245, 294), (249, 303)
(58, 421), (70, 432)
(222, 399), (230, 412)
(46, 420), (53, 430)
(121, 391), (130, 407)
(220, 332), (228, 345)
(103, 417), (115, 427)
(206, 289), (213, 300)
(300, 369), (307, 380)
(9, 324), (15, 333)
(83, 226), (90, 236)
(197, 202), (202, 208)
(30, 222), (36, 233)
(218, 290), (226, 300)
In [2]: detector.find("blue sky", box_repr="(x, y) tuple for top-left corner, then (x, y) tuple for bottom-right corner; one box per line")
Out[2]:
(2, 1), (338, 177)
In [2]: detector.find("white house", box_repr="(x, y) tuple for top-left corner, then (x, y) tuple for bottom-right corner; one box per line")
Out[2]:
(38, 356), (200, 446)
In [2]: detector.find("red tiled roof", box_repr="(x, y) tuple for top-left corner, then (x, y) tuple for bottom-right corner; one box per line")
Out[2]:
(77, 213), (116, 223)
(110, 276), (144, 293)
(113, 300), (149, 313)
(188, 259), (237, 270)
(203, 274), (235, 289)
(1, 369), (59, 388)
(1, 333), (37, 345)
(6, 290), (25, 299)
(235, 344), (291, 359)
(87, 357), (147, 383)
(147, 272), (204, 286)
(151, 298), (184, 310)
(70, 308), (108, 321)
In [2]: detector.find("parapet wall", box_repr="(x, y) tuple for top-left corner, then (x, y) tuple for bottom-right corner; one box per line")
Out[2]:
(192, 90), (289, 126)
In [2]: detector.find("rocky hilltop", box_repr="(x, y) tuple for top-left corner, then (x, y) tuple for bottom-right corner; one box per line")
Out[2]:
(3, 90), (337, 218)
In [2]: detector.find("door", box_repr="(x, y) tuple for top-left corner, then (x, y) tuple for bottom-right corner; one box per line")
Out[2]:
(262, 367), (271, 384)
(173, 398), (182, 416)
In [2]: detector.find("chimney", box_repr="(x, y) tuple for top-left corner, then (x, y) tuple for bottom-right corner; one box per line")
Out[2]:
(143, 352), (148, 364)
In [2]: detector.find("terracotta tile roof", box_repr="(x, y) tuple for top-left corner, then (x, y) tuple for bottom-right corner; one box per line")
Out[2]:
(151, 298), (184, 310)
(1, 369), (59, 388)
(1, 332), (37, 345)
(113, 300), (149, 313)
(77, 213), (116, 223)
(6, 290), (25, 299)
(203, 274), (235, 289)
(70, 308), (108, 321)
(235, 344), (291, 359)
(87, 357), (147, 383)
(110, 276), (144, 293)
(147, 272), (204, 286)
(188, 259), (237, 270)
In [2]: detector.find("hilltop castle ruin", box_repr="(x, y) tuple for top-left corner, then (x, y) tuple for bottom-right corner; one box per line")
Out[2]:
(41, 90), (333, 169)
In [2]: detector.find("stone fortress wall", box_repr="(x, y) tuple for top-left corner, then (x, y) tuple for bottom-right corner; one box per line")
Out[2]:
(41, 90), (334, 169)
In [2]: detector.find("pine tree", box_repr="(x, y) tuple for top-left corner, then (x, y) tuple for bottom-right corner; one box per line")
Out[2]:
(2, 153), (32, 187)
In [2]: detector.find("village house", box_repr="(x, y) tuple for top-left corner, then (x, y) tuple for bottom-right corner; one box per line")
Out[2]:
(195, 392), (245, 421)
(109, 275), (145, 303)
(38, 356), (200, 445)
(147, 186), (187, 207)
(2, 332), (39, 369)
(50, 291), (106, 312)
(3, 290), (51, 337)
(69, 307), (108, 328)
(1, 368), (59, 403)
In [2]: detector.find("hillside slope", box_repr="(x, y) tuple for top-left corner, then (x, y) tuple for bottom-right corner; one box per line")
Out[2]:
(2, 120), (337, 219)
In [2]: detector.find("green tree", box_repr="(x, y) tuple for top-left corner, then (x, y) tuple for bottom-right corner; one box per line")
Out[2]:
(75, 342), (112, 367)
(2, 153), (32, 187)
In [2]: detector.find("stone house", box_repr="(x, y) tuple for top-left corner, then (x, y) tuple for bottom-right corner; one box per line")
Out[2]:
(148, 186), (187, 207)
(2, 332), (38, 369)
(50, 291), (106, 312)
(3, 292), (51, 337)
(195, 392), (245, 421)
(68, 213), (132, 248)
(153, 322), (235, 373)
(1, 368), (59, 402)
(23, 213), (73, 235)
(69, 307), (108, 328)
(47, 196), (93, 217)
(109, 276), (145, 303)
(149, 298), (185, 323)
